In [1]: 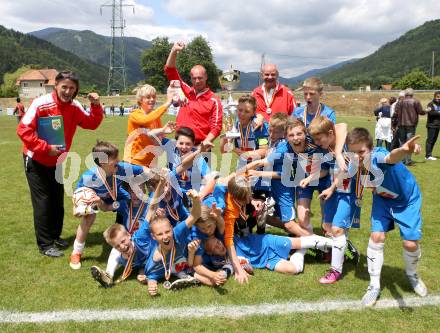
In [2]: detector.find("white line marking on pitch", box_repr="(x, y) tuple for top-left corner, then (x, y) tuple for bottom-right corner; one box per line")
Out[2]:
(1, 295), (439, 324)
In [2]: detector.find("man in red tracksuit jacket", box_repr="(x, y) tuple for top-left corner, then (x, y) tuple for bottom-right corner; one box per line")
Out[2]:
(164, 41), (222, 146)
(17, 71), (104, 257)
(252, 63), (297, 123)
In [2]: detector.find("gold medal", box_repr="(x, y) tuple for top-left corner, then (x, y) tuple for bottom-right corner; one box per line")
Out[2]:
(355, 198), (363, 207)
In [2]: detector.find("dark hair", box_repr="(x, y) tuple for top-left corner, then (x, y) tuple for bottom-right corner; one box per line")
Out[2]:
(346, 128), (373, 150)
(55, 70), (80, 98)
(16, 97), (21, 103)
(238, 94), (257, 111)
(434, 91), (440, 97)
(389, 97), (397, 104)
(175, 126), (195, 143)
(92, 140), (119, 166)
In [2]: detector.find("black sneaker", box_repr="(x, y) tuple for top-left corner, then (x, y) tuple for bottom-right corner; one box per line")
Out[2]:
(54, 238), (69, 249)
(41, 247), (64, 257)
(345, 239), (360, 264)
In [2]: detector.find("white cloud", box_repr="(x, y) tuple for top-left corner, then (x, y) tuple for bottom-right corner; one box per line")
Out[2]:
(1, 0), (440, 78)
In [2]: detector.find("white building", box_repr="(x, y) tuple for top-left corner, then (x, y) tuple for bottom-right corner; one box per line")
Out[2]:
(16, 69), (58, 99)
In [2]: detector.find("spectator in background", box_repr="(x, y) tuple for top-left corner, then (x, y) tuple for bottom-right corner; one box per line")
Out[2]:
(393, 88), (425, 165)
(374, 97), (392, 151)
(119, 103), (124, 116)
(110, 104), (115, 116)
(13, 97), (25, 123)
(425, 91), (440, 161)
(164, 41), (222, 147)
(390, 92), (404, 150)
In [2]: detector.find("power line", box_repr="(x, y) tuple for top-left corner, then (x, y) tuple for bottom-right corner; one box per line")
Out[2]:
(100, 0), (134, 95)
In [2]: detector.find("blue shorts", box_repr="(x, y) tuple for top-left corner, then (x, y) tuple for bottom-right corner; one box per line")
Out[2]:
(296, 175), (331, 200)
(235, 234), (291, 271)
(272, 184), (296, 223)
(323, 192), (357, 229)
(265, 234), (292, 270)
(275, 203), (296, 223)
(371, 195), (422, 240)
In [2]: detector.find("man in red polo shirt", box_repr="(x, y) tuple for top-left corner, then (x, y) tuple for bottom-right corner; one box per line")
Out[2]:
(252, 64), (297, 123)
(164, 41), (223, 146)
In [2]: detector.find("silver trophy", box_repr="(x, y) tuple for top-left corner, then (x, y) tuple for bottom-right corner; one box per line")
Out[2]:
(219, 67), (241, 138)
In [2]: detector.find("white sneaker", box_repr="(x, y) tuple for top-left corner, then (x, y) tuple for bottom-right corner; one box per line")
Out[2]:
(425, 156), (437, 161)
(361, 285), (381, 307)
(406, 273), (428, 297)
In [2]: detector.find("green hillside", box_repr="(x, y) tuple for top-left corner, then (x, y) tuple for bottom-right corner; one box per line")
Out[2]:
(30, 28), (152, 85)
(321, 19), (440, 88)
(0, 25), (108, 91)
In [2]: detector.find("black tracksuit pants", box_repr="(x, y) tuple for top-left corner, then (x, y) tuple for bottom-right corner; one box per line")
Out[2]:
(23, 155), (64, 252)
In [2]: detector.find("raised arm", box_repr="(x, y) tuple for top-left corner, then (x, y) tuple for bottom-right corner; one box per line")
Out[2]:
(184, 190), (202, 228)
(385, 135), (421, 164)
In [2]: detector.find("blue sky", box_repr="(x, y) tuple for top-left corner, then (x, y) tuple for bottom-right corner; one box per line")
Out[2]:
(1, 0), (440, 77)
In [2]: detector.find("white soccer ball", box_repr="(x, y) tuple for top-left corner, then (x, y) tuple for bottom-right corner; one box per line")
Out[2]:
(72, 187), (99, 217)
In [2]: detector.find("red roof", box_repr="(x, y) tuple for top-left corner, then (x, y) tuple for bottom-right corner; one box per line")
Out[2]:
(16, 69), (58, 86)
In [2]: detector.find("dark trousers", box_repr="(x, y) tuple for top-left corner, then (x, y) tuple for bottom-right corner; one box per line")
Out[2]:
(376, 139), (391, 151)
(426, 127), (439, 158)
(398, 126), (416, 164)
(23, 155), (64, 252)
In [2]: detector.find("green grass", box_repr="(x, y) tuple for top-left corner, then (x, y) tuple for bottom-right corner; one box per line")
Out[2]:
(0, 114), (439, 332)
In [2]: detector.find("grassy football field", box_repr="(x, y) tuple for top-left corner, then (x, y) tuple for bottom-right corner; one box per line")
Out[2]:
(0, 113), (439, 332)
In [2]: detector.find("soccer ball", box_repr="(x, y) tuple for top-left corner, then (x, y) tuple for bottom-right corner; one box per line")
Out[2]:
(72, 187), (99, 217)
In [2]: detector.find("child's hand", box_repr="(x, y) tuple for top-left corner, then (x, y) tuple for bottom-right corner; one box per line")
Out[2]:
(318, 187), (334, 201)
(188, 239), (201, 253)
(148, 280), (158, 296)
(186, 189), (199, 201)
(299, 177), (311, 189)
(234, 267), (250, 284)
(210, 203), (222, 220)
(401, 135), (421, 154)
(156, 208), (166, 218)
(213, 271), (227, 286)
(162, 121), (176, 134)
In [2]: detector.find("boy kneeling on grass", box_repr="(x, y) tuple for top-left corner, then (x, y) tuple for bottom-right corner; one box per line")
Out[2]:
(70, 140), (154, 270)
(346, 128), (428, 307)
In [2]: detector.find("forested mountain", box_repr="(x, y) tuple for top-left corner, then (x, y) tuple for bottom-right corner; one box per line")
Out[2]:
(321, 19), (440, 88)
(29, 28), (152, 85)
(0, 25), (108, 90)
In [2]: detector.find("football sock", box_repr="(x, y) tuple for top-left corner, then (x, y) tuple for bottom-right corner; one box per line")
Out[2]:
(300, 235), (333, 252)
(106, 247), (122, 278)
(331, 234), (346, 273)
(73, 239), (85, 255)
(403, 246), (421, 276)
(367, 239), (384, 289)
(290, 251), (304, 273)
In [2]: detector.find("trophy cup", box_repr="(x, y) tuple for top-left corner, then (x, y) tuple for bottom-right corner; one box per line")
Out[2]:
(219, 67), (241, 138)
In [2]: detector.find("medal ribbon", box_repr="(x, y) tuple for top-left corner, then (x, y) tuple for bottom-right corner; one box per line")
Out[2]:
(167, 202), (180, 222)
(128, 200), (146, 235)
(355, 163), (370, 200)
(97, 168), (117, 201)
(115, 246), (136, 284)
(160, 245), (176, 281)
(239, 122), (252, 149)
(303, 103), (322, 127)
(262, 83), (279, 111)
